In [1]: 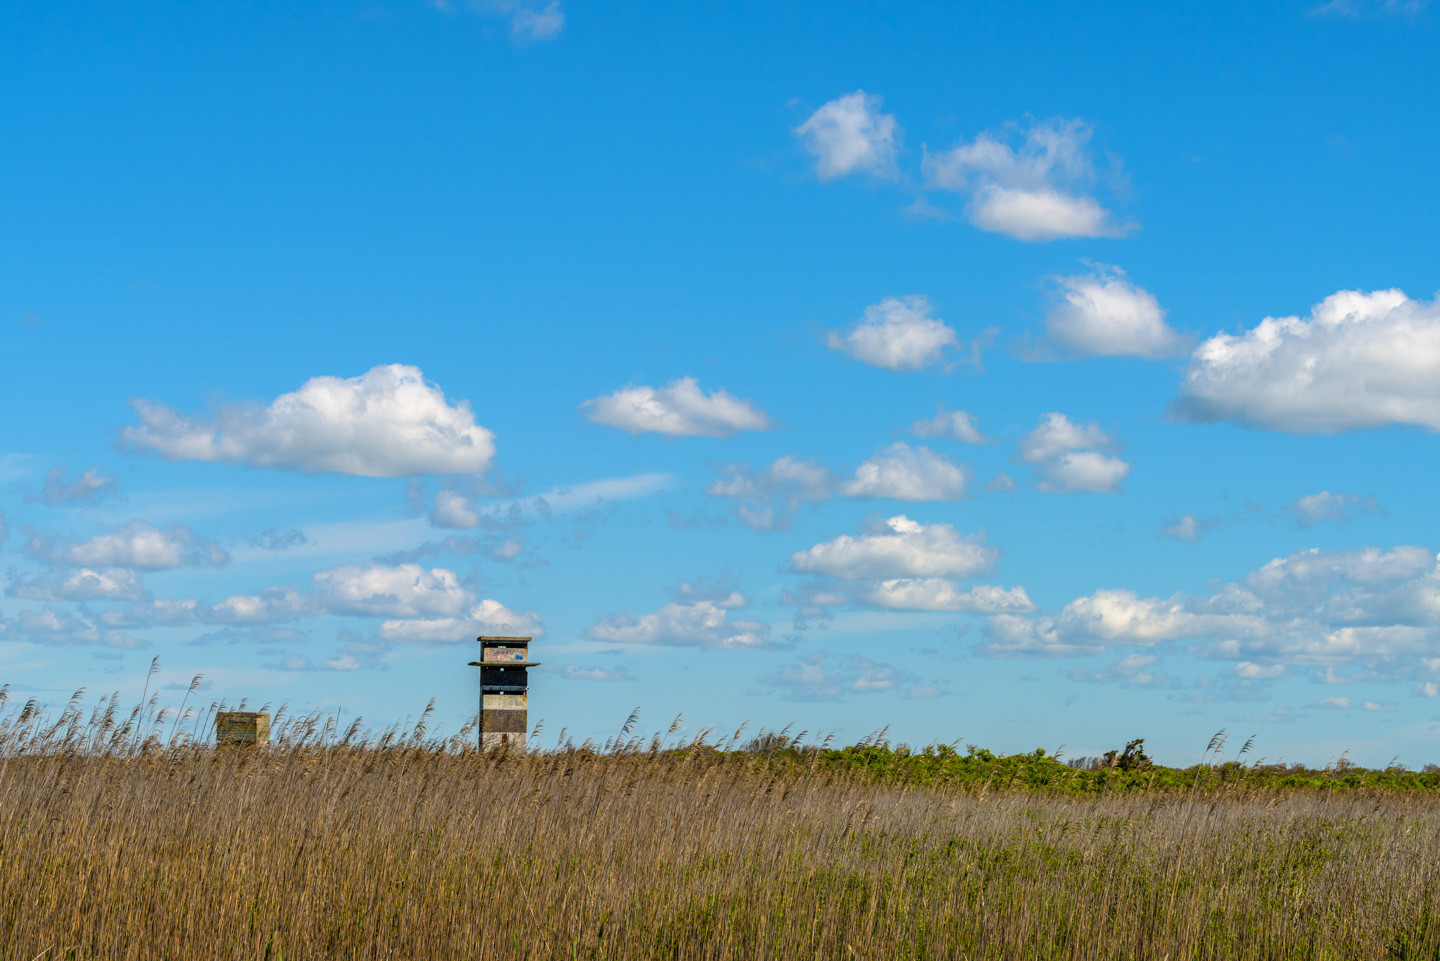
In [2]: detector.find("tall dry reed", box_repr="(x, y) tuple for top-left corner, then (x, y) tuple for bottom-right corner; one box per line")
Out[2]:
(2, 694), (1439, 959)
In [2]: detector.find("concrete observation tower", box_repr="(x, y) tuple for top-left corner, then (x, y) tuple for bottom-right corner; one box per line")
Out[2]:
(468, 635), (538, 750)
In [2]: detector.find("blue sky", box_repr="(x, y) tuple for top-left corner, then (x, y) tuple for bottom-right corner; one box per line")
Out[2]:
(4, 0), (1440, 765)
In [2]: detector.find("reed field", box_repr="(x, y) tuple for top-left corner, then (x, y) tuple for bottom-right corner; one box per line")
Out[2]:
(3, 686), (1440, 960)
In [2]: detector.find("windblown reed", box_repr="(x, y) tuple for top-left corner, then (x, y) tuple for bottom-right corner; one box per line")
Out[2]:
(2, 690), (1438, 959)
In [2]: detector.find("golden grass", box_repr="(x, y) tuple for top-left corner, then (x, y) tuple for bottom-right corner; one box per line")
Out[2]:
(4, 709), (1440, 960)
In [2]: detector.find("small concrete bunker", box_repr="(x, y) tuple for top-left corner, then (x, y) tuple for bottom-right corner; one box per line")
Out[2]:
(216, 711), (270, 745)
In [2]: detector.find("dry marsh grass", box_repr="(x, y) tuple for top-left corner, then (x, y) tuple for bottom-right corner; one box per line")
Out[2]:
(3, 693), (1440, 959)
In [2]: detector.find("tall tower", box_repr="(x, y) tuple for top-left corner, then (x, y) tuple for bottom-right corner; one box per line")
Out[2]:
(469, 635), (537, 750)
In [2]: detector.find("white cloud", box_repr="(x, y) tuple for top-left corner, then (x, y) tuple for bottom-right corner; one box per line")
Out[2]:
(849, 657), (905, 693)
(8, 567), (146, 601)
(923, 118), (1133, 241)
(795, 91), (900, 180)
(428, 472), (675, 530)
(844, 443), (971, 501)
(1038, 450), (1132, 494)
(1044, 265), (1187, 358)
(10, 608), (143, 649)
(1316, 695), (1351, 709)
(455, 0), (564, 40)
(827, 296), (959, 371)
(8, 556), (538, 648)
(587, 598), (772, 650)
(313, 564), (471, 618)
(207, 590), (308, 625)
(1173, 289), (1440, 433)
(378, 598), (543, 643)
(1018, 412), (1113, 463)
(758, 652), (914, 701)
(503, 0), (564, 40)
(968, 188), (1118, 242)
(705, 455), (834, 531)
(581, 377), (774, 438)
(432, 490), (482, 529)
(856, 579), (1035, 613)
(1234, 661), (1286, 680)
(123, 364), (495, 476)
(707, 456), (832, 502)
(791, 514), (997, 580)
(33, 521), (229, 570)
(100, 588), (308, 629)
(1162, 514), (1221, 543)
(1018, 413), (1130, 493)
(1363, 700), (1398, 712)
(909, 406), (987, 443)
(1067, 653), (1166, 686)
(1287, 490), (1385, 527)
(759, 652), (846, 701)
(985, 472), (1018, 493)
(981, 545), (1440, 687)
(32, 466), (121, 505)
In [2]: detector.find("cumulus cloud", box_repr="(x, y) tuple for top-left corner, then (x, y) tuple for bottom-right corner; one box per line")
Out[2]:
(8, 567), (146, 602)
(587, 594), (773, 650)
(1018, 413), (1130, 493)
(581, 377), (774, 438)
(1172, 289), (1440, 434)
(1287, 490), (1386, 527)
(30, 466), (121, 505)
(827, 296), (960, 371)
(795, 90), (900, 180)
(908, 406), (988, 443)
(313, 564), (472, 619)
(9, 608), (143, 649)
(378, 598), (542, 643)
(100, 588), (308, 629)
(1039, 451), (1131, 494)
(791, 514), (997, 580)
(855, 579), (1035, 613)
(1233, 661), (1286, 680)
(431, 490), (483, 529)
(923, 118), (1133, 241)
(1043, 265), (1187, 358)
(981, 544), (1440, 689)
(32, 521), (229, 570)
(122, 364), (495, 476)
(844, 443), (971, 501)
(705, 455), (834, 531)
(1018, 412), (1111, 462)
(6, 556), (537, 650)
